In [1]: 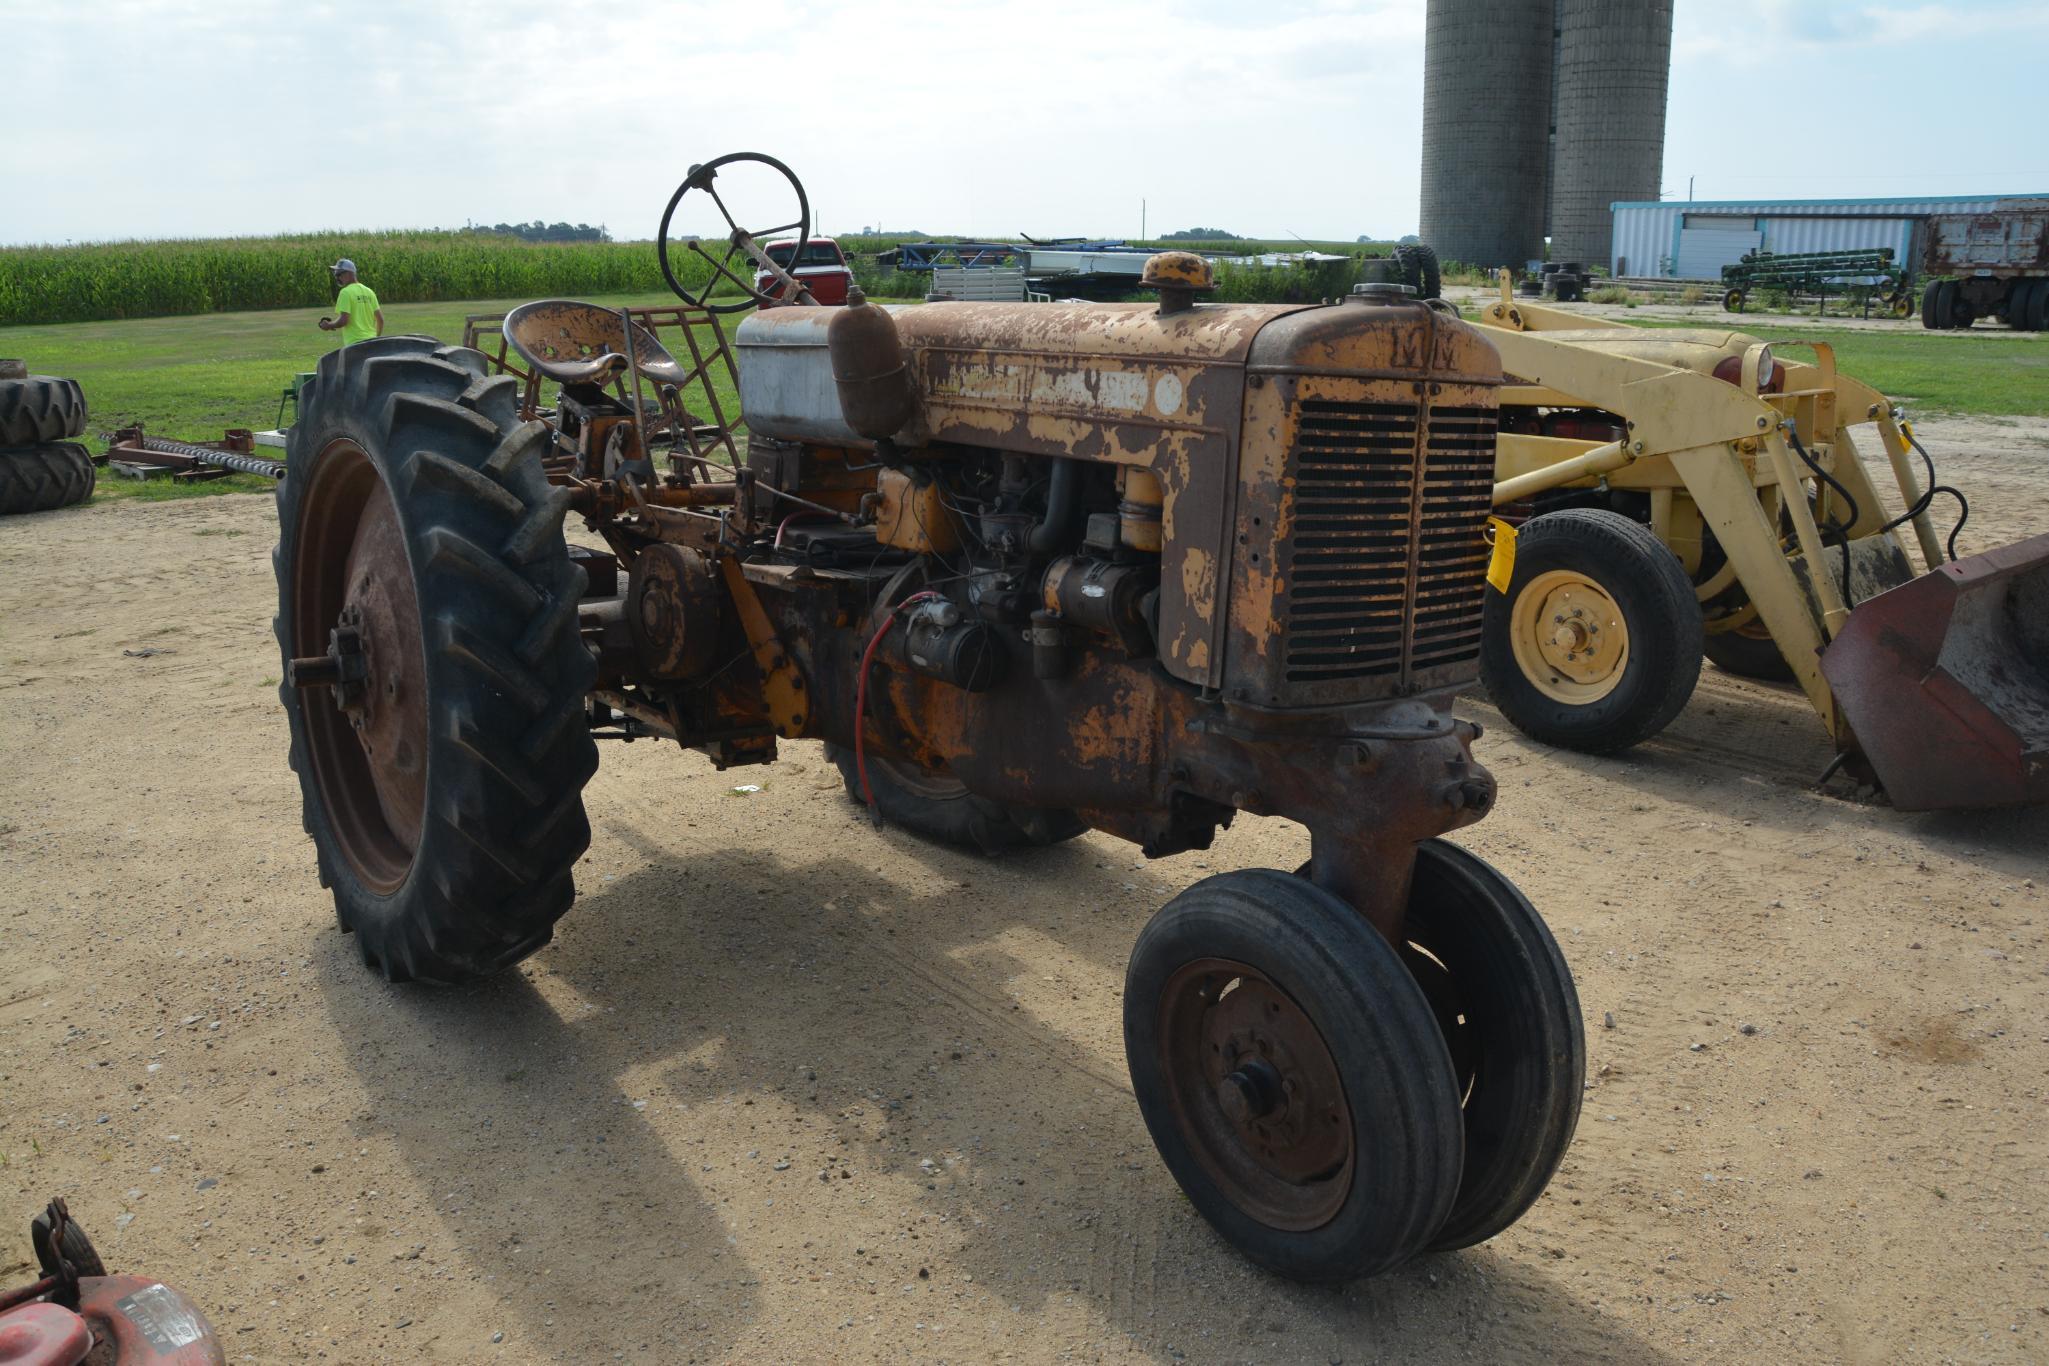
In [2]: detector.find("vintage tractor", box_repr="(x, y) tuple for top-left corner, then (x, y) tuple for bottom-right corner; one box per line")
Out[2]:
(272, 154), (1582, 1282)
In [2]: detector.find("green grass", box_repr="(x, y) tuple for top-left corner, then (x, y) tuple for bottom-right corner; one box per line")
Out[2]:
(1634, 320), (2049, 417)
(2, 290), (762, 501)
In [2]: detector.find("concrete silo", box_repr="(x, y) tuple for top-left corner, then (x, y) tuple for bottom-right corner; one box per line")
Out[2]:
(1418, 0), (1555, 270)
(1549, 0), (1675, 271)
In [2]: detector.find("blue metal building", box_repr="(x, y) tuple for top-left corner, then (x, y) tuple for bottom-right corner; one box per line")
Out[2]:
(1606, 194), (2049, 279)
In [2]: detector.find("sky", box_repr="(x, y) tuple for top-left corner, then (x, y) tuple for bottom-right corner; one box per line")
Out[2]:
(2, 0), (2045, 247)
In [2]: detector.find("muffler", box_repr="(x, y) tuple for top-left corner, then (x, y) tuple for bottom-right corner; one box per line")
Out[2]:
(1821, 531), (2049, 811)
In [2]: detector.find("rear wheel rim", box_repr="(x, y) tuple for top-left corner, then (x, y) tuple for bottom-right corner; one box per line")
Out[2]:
(292, 441), (428, 894)
(1156, 957), (1354, 1232)
(1509, 569), (1630, 704)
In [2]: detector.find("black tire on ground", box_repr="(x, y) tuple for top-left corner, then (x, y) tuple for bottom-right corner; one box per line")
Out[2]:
(1946, 281), (1975, 329)
(0, 441), (96, 515)
(0, 375), (87, 446)
(1723, 288), (1746, 312)
(1703, 617), (1796, 682)
(1124, 869), (1464, 1282)
(1480, 507), (1704, 754)
(1402, 840), (1583, 1251)
(1920, 280), (1945, 330)
(826, 743), (1086, 854)
(1394, 243), (1442, 300)
(2015, 279), (2046, 332)
(275, 335), (598, 984)
(1553, 275), (1584, 303)
(31, 1207), (107, 1280)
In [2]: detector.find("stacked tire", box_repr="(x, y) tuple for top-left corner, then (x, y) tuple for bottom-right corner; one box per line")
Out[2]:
(1544, 262), (1588, 303)
(0, 364), (95, 515)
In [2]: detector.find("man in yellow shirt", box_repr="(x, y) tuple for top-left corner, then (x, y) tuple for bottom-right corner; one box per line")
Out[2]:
(318, 259), (384, 345)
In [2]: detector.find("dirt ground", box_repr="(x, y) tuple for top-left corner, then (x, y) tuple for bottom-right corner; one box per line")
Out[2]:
(3, 415), (2046, 1365)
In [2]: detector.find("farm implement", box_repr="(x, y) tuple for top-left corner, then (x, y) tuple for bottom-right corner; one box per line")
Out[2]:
(272, 152), (1583, 1282)
(1472, 274), (2049, 810)
(1719, 248), (1912, 317)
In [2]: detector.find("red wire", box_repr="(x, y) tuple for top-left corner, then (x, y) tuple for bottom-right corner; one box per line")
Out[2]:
(853, 591), (938, 811)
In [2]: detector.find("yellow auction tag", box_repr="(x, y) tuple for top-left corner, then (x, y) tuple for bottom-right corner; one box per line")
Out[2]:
(1485, 517), (1517, 593)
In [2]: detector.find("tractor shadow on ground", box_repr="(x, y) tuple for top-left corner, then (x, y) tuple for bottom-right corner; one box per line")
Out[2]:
(317, 812), (1673, 1365)
(312, 937), (751, 1362)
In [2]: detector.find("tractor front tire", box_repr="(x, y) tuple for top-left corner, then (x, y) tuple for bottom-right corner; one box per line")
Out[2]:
(0, 375), (87, 446)
(827, 745), (1086, 854)
(275, 336), (598, 984)
(1403, 840), (1583, 1251)
(1125, 869), (1465, 1281)
(0, 441), (95, 515)
(1480, 508), (1704, 754)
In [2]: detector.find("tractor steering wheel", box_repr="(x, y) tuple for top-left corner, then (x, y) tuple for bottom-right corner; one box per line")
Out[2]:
(657, 152), (813, 315)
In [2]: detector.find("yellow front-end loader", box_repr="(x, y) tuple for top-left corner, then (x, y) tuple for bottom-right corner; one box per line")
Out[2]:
(1469, 273), (2049, 810)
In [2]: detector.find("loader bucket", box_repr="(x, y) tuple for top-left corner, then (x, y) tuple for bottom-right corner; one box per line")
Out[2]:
(1820, 532), (2049, 811)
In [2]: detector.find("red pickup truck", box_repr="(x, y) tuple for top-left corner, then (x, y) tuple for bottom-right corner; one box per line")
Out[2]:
(754, 237), (854, 308)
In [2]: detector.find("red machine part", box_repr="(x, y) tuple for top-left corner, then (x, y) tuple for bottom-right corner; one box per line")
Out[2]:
(0, 1279), (223, 1366)
(1822, 530), (2049, 810)
(0, 1302), (92, 1366)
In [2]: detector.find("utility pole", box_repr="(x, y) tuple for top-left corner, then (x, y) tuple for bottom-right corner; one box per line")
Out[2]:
(1142, 198), (1147, 244)
(1688, 175), (1695, 203)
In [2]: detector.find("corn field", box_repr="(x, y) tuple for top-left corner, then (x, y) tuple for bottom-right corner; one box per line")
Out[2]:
(0, 232), (725, 327)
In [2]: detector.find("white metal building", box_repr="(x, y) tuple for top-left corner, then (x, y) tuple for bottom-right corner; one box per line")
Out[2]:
(1606, 194), (2049, 279)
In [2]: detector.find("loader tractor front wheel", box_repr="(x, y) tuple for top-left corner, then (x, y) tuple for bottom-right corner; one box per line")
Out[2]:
(1480, 508), (1704, 754)
(275, 337), (598, 984)
(825, 744), (1086, 854)
(1125, 870), (1465, 1281)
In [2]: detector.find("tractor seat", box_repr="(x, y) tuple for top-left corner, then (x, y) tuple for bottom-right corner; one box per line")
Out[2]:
(503, 299), (690, 387)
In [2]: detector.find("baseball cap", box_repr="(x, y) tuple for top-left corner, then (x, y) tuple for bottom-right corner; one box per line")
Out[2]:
(330, 258), (357, 274)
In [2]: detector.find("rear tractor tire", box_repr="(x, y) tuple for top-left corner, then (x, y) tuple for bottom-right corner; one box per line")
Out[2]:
(826, 744), (1086, 854)
(1479, 508), (1704, 754)
(1394, 243), (1443, 300)
(0, 374), (87, 446)
(1124, 869), (1466, 1281)
(274, 336), (599, 984)
(0, 441), (95, 515)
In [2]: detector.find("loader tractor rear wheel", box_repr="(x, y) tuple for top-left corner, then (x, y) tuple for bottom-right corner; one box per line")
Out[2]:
(1480, 508), (1704, 754)
(0, 374), (87, 446)
(0, 441), (95, 515)
(1703, 615), (1795, 682)
(1125, 869), (1464, 1282)
(825, 744), (1086, 854)
(275, 336), (599, 984)
(1402, 840), (1583, 1251)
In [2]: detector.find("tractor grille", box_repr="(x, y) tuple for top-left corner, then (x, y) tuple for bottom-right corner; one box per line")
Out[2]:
(1281, 399), (1496, 689)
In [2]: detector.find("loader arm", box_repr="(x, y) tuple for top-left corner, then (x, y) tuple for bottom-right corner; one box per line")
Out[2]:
(1482, 326), (1849, 737)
